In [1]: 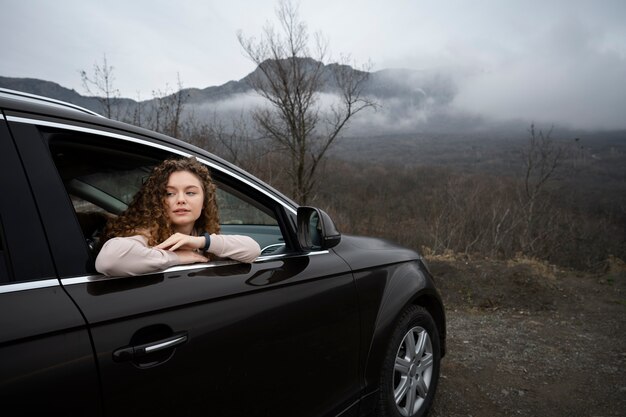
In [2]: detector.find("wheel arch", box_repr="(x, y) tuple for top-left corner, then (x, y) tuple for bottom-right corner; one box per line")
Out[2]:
(412, 292), (446, 358)
(361, 261), (446, 397)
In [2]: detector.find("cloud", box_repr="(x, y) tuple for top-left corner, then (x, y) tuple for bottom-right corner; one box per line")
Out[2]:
(5, 0), (622, 131)
(452, 16), (626, 130)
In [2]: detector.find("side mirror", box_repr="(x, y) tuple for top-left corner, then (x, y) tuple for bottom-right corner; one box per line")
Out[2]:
(297, 207), (341, 250)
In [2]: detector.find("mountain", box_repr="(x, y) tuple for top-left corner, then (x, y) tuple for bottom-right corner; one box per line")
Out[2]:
(1, 60), (457, 113)
(0, 76), (140, 114)
(0, 76), (101, 110)
(2, 60), (486, 137)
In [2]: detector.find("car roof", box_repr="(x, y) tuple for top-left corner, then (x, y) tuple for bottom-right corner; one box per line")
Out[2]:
(0, 88), (103, 117)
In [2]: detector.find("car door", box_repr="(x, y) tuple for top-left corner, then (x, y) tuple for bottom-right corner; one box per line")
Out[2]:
(0, 114), (102, 416)
(7, 114), (361, 417)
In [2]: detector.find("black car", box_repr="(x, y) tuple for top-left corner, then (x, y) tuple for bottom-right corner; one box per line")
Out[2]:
(0, 88), (445, 417)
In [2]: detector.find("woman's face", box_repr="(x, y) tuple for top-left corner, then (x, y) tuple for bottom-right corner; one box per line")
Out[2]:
(165, 170), (205, 233)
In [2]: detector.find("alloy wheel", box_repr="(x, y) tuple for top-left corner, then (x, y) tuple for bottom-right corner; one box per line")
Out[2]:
(392, 326), (434, 416)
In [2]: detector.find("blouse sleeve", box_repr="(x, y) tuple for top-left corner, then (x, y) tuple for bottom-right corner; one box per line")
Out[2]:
(95, 235), (180, 277)
(206, 234), (261, 264)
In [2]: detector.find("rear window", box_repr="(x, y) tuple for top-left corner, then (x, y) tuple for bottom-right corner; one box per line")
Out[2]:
(0, 219), (11, 283)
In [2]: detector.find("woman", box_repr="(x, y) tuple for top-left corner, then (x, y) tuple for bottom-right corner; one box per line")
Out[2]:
(95, 157), (261, 276)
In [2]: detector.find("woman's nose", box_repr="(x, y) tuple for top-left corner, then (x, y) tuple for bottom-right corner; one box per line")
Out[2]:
(176, 193), (187, 203)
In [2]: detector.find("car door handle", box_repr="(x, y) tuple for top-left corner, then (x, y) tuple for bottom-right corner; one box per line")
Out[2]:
(113, 331), (188, 362)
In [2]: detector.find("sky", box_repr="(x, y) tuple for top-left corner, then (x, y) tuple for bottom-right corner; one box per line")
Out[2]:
(2, 0), (626, 129)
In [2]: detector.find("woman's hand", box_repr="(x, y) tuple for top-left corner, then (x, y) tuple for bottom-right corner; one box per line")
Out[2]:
(156, 233), (205, 252)
(156, 233), (209, 265)
(175, 250), (209, 265)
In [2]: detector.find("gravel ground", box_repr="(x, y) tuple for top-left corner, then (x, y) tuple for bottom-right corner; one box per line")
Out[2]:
(425, 254), (626, 417)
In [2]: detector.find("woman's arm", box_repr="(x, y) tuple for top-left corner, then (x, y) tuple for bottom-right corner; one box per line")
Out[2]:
(95, 235), (181, 277)
(206, 234), (261, 263)
(156, 233), (261, 264)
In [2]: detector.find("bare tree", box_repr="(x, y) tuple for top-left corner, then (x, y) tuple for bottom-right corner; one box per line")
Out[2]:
(130, 91), (144, 127)
(80, 54), (120, 118)
(237, 0), (376, 203)
(146, 74), (188, 137)
(519, 124), (564, 252)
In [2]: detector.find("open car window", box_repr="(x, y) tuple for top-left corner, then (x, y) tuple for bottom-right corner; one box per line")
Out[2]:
(47, 132), (286, 260)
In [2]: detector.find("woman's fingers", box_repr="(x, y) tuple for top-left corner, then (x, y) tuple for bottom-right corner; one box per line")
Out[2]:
(157, 233), (185, 250)
(176, 250), (208, 264)
(156, 233), (202, 251)
(155, 236), (177, 250)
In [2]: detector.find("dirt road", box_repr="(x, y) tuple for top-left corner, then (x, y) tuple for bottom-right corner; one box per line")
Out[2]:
(426, 254), (626, 417)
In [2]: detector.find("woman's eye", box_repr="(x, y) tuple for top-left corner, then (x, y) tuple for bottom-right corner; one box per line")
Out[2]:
(166, 192), (175, 197)
(186, 192), (196, 196)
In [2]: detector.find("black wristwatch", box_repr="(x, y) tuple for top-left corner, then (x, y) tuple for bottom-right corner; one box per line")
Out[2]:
(202, 232), (211, 252)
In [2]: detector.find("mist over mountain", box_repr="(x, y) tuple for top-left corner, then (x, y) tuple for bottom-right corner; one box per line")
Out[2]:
(0, 61), (490, 136)
(0, 59), (616, 136)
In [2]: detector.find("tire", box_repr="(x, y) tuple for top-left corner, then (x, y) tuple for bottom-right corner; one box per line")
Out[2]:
(376, 305), (441, 417)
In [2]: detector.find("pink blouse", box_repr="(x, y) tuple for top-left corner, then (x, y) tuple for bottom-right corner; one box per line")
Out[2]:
(95, 234), (261, 277)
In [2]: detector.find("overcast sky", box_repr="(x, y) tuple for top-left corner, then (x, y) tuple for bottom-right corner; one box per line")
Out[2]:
(3, 0), (626, 129)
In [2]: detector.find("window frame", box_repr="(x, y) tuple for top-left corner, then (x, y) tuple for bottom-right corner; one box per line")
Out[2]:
(0, 117), (56, 283)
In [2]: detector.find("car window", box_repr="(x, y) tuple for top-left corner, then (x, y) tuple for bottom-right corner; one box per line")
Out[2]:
(214, 185), (284, 253)
(0, 121), (57, 282)
(0, 220), (10, 283)
(217, 188), (277, 226)
(47, 132), (285, 259)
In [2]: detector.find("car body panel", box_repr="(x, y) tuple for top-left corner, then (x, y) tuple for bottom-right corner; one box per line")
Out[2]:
(0, 285), (102, 417)
(333, 235), (446, 397)
(61, 254), (360, 417)
(333, 234), (423, 270)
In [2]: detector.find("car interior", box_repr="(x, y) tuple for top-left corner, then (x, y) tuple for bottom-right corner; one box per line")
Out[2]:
(47, 132), (287, 266)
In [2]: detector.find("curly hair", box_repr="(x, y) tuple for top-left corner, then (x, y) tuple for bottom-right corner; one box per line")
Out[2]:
(101, 157), (220, 246)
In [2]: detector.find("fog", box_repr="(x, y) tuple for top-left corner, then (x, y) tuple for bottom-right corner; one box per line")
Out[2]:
(452, 15), (626, 130)
(184, 8), (626, 135)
